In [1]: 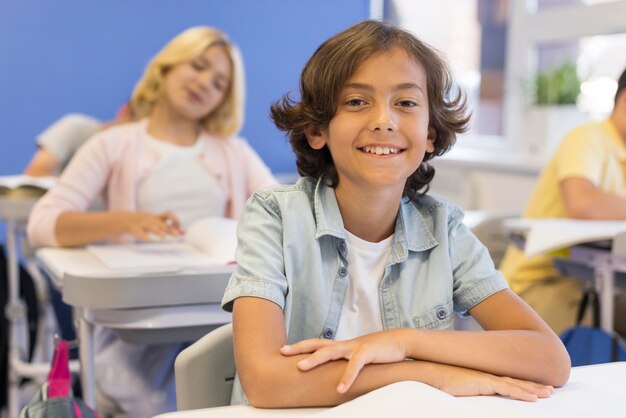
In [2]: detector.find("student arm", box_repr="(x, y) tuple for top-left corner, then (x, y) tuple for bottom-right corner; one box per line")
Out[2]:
(233, 296), (553, 408)
(23, 148), (60, 177)
(54, 211), (182, 247)
(560, 177), (626, 219)
(27, 132), (182, 247)
(286, 289), (570, 392)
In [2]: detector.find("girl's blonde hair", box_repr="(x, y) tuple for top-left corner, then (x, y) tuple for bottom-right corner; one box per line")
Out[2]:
(131, 26), (245, 137)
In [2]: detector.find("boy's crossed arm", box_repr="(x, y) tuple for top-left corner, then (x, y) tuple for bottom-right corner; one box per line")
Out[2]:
(232, 292), (567, 409)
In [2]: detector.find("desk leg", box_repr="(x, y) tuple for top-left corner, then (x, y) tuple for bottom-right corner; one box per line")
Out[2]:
(6, 220), (26, 418)
(595, 264), (615, 333)
(78, 312), (96, 408)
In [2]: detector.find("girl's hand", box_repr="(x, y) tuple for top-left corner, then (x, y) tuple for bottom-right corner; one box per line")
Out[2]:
(280, 330), (408, 393)
(124, 211), (184, 240)
(434, 363), (554, 402)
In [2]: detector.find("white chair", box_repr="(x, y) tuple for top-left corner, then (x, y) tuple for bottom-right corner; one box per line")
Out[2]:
(174, 323), (235, 410)
(464, 210), (520, 268)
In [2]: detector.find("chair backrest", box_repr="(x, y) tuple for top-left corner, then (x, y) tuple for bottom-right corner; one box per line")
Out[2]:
(465, 210), (520, 268)
(175, 323), (235, 410)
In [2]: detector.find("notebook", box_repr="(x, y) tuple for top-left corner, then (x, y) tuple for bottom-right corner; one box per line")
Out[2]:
(0, 175), (55, 196)
(87, 216), (237, 272)
(509, 218), (626, 257)
(317, 365), (626, 418)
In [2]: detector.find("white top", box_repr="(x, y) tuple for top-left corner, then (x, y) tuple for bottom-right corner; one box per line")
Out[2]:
(334, 230), (393, 341)
(153, 362), (626, 418)
(137, 136), (227, 229)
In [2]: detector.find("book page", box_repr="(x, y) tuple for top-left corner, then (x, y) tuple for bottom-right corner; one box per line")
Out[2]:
(316, 375), (626, 418)
(0, 175), (56, 193)
(86, 242), (222, 272)
(184, 216), (238, 264)
(463, 380), (626, 418)
(523, 219), (626, 257)
(316, 381), (491, 418)
(85, 217), (237, 272)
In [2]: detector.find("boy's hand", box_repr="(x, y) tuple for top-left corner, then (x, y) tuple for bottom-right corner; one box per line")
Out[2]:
(281, 330), (554, 401)
(280, 329), (408, 393)
(433, 363), (554, 402)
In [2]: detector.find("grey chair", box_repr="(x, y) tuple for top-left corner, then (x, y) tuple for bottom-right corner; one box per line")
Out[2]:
(465, 210), (520, 268)
(174, 323), (235, 410)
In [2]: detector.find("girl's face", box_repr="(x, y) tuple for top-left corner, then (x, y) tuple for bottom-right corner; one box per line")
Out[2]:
(159, 44), (232, 122)
(307, 46), (435, 196)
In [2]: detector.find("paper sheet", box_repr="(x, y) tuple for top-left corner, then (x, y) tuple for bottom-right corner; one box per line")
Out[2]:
(522, 219), (626, 257)
(87, 216), (238, 271)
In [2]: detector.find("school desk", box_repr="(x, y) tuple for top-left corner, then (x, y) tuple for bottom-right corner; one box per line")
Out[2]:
(154, 362), (626, 418)
(0, 190), (59, 418)
(35, 247), (234, 409)
(505, 218), (626, 333)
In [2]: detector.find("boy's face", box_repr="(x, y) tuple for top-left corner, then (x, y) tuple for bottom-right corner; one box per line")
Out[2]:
(306, 46), (435, 196)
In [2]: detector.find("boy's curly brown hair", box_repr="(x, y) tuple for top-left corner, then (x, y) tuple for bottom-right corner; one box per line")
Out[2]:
(271, 20), (470, 198)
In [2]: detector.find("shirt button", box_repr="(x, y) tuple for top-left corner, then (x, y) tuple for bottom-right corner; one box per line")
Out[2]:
(436, 308), (447, 320)
(323, 328), (334, 339)
(338, 267), (348, 277)
(338, 241), (347, 253)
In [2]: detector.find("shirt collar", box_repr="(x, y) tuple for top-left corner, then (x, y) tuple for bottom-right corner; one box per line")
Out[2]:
(313, 177), (347, 240)
(396, 197), (438, 252)
(313, 177), (438, 253)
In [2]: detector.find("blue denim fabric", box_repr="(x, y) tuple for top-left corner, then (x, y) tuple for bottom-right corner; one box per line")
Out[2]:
(222, 176), (508, 404)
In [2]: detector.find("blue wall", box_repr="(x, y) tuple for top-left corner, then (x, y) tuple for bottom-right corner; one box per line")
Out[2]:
(0, 0), (370, 176)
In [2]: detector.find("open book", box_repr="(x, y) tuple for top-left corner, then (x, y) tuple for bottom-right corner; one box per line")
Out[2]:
(86, 216), (237, 272)
(317, 363), (626, 418)
(0, 175), (55, 196)
(507, 218), (626, 257)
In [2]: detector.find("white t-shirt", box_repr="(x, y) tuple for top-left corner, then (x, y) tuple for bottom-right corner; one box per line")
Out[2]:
(334, 230), (394, 341)
(137, 135), (227, 229)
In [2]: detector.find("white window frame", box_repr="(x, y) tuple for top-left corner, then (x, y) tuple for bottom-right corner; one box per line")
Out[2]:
(374, 0), (626, 166)
(505, 1), (626, 157)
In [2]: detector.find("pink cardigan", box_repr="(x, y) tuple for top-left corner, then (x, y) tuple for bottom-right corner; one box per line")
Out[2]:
(27, 120), (277, 247)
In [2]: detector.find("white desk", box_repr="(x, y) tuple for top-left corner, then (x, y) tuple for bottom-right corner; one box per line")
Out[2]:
(36, 247), (234, 409)
(504, 218), (626, 333)
(0, 191), (53, 418)
(155, 362), (626, 418)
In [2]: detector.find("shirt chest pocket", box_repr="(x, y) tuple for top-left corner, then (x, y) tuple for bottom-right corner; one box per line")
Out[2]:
(412, 301), (453, 330)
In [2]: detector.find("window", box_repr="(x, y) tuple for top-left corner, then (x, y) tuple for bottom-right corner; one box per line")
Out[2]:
(385, 0), (626, 158)
(386, 0), (508, 139)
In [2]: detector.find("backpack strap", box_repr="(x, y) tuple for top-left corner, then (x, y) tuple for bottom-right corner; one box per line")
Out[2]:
(612, 337), (619, 362)
(47, 340), (71, 398)
(575, 284), (600, 328)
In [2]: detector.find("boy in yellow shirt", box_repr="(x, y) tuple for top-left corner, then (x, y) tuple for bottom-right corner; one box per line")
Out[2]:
(500, 68), (626, 336)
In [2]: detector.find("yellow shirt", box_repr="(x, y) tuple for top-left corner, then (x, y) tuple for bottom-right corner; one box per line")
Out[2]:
(500, 119), (626, 293)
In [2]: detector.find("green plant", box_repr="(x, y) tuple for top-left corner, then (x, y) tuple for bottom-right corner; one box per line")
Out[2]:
(533, 62), (581, 105)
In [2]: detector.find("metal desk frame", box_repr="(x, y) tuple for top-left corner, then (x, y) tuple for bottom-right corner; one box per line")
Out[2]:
(36, 247), (234, 409)
(1, 193), (65, 418)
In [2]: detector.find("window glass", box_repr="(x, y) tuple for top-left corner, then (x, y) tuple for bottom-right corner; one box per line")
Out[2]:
(531, 0), (619, 12)
(389, 0), (626, 149)
(533, 33), (626, 117)
(387, 0), (508, 137)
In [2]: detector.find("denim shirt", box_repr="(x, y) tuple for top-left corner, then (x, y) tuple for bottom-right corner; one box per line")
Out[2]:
(221, 177), (508, 405)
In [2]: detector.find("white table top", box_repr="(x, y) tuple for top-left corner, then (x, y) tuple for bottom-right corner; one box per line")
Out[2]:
(157, 362), (626, 418)
(36, 246), (234, 343)
(37, 247), (234, 309)
(0, 192), (40, 222)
